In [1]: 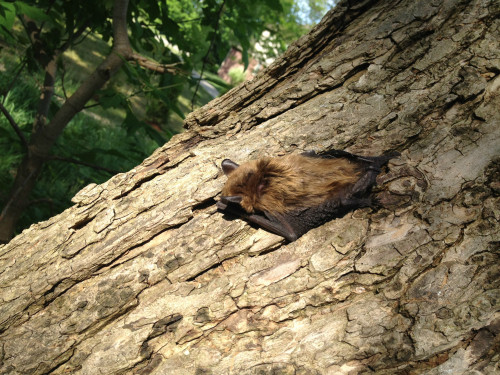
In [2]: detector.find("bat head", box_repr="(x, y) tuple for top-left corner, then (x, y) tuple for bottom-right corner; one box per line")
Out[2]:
(219, 158), (270, 213)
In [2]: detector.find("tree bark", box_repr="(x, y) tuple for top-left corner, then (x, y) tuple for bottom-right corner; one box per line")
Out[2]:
(1, 0), (499, 374)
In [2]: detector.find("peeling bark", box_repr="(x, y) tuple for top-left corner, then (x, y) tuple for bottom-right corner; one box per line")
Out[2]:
(1, 0), (499, 374)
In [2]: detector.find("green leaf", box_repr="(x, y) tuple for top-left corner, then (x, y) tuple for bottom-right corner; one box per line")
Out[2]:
(0, 125), (16, 142)
(0, 24), (15, 44)
(0, 2), (15, 31)
(14, 2), (50, 22)
(265, 0), (283, 12)
(0, 1), (16, 43)
(122, 109), (141, 135)
(241, 48), (249, 70)
(122, 108), (165, 146)
(97, 89), (127, 109)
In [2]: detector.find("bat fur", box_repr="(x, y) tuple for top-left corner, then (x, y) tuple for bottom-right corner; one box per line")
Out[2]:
(217, 149), (398, 241)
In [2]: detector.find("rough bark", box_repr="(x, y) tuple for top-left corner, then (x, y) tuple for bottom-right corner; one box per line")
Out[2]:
(1, 0), (499, 374)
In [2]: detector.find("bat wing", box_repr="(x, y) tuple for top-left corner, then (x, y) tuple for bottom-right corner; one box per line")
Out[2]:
(303, 148), (399, 168)
(273, 195), (372, 241)
(216, 200), (298, 241)
(217, 195), (371, 242)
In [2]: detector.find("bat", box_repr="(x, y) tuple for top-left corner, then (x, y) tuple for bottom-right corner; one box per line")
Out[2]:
(216, 149), (399, 241)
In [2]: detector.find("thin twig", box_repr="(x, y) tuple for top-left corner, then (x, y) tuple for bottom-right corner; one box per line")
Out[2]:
(82, 103), (101, 109)
(60, 21), (91, 52)
(176, 17), (203, 24)
(191, 0), (227, 110)
(0, 101), (29, 151)
(73, 27), (94, 47)
(130, 53), (180, 73)
(60, 61), (68, 100)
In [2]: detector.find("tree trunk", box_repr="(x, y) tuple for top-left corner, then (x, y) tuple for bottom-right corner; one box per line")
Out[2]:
(1, 0), (499, 374)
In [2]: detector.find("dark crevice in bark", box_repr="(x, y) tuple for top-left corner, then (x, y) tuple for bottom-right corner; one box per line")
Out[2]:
(0, 278), (78, 334)
(48, 298), (143, 375)
(249, 242), (284, 257)
(132, 354), (165, 375)
(69, 214), (97, 230)
(343, 62), (371, 83)
(192, 198), (217, 214)
(111, 151), (199, 202)
(388, 27), (436, 56)
(146, 314), (183, 341)
(100, 217), (196, 276)
(185, 259), (226, 282)
(111, 173), (161, 200)
(38, 347), (76, 375)
(40, 277), (77, 308)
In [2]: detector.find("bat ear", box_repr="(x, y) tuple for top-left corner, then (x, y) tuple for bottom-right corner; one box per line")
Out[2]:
(257, 183), (266, 197)
(221, 159), (239, 175)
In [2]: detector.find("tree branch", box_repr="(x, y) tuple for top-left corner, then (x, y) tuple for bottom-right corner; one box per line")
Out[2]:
(0, 101), (29, 150)
(31, 0), (132, 149)
(112, 0), (132, 54)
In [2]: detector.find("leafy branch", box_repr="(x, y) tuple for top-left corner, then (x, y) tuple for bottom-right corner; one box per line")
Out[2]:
(191, 0), (227, 110)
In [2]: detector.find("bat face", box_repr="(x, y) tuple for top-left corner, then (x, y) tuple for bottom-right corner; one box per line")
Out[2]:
(220, 158), (265, 213)
(217, 150), (398, 241)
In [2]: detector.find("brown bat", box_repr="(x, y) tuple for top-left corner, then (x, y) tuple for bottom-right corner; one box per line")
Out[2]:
(217, 149), (398, 241)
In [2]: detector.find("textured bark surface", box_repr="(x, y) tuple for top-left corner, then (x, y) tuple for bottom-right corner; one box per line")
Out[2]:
(1, 0), (499, 374)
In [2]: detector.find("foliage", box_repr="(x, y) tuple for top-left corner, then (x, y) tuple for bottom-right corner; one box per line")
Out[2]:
(228, 66), (245, 86)
(0, 0), (328, 237)
(299, 0), (335, 26)
(0, 58), (156, 229)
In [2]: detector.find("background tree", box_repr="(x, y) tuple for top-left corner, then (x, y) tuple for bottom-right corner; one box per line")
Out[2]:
(0, 0), (498, 373)
(0, 0), (311, 243)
